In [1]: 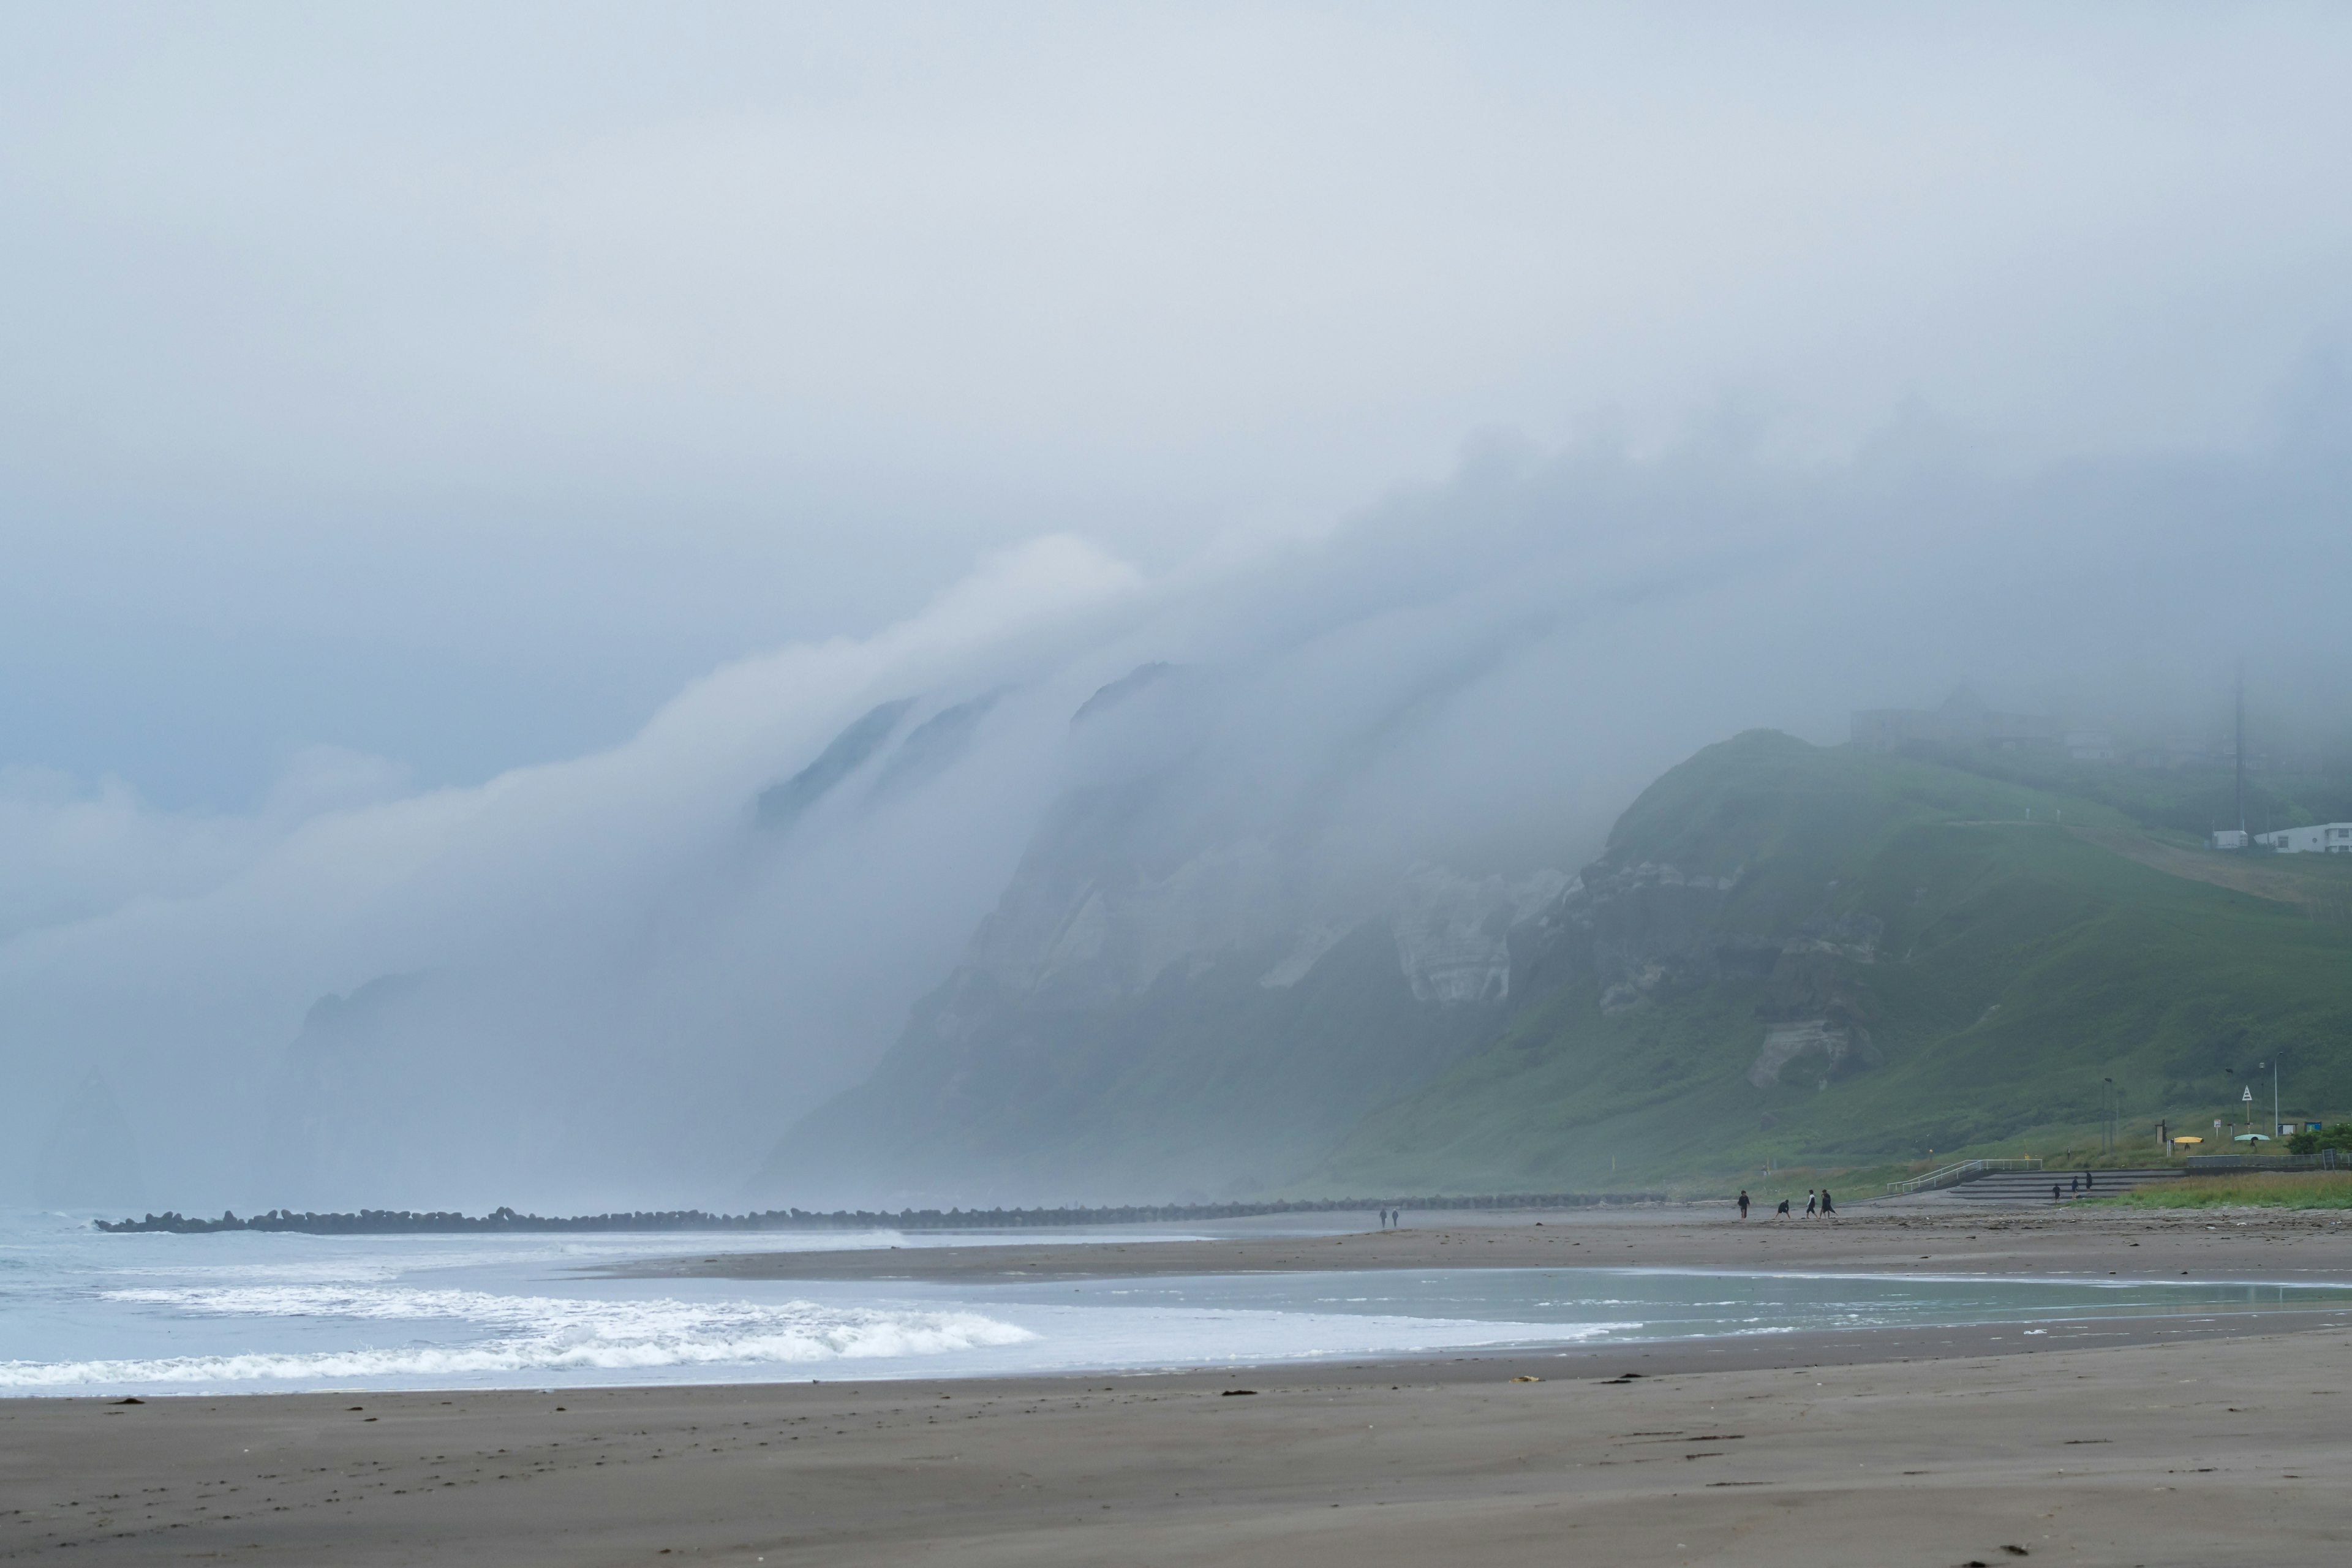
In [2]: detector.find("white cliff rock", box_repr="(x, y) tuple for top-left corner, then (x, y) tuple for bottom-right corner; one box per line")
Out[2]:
(1389, 865), (1569, 1005)
(1746, 1018), (1855, 1088)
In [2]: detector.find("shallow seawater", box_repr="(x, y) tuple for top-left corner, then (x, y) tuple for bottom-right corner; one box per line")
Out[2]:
(1, 1211), (2342, 1396)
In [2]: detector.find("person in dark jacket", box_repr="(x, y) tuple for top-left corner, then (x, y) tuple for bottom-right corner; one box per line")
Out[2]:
(1738, 1189), (1751, 1218)
(1819, 1189), (1835, 1216)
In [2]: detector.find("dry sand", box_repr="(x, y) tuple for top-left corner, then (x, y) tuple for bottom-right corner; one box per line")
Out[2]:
(614, 1199), (2352, 1286)
(10, 1205), (2352, 1566)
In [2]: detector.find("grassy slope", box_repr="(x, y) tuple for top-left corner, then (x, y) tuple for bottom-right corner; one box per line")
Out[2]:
(1937, 745), (2352, 842)
(2088, 1173), (2352, 1210)
(1311, 732), (2352, 1195)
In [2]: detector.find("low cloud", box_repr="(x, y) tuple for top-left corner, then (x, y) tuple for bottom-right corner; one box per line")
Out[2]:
(4, 403), (2348, 1210)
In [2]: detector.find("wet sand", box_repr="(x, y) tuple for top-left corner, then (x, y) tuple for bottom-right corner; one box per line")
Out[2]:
(612, 1200), (2352, 1286)
(11, 1206), (2352, 1565)
(7, 1313), (2351, 1566)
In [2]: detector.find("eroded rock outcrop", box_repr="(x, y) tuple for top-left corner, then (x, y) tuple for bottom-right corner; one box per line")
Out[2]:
(1389, 865), (1567, 1004)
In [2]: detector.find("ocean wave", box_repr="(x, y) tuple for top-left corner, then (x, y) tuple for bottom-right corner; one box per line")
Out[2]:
(0, 1287), (1034, 1389)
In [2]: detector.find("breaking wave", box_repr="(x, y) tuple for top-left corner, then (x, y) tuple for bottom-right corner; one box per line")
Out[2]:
(0, 1284), (1035, 1389)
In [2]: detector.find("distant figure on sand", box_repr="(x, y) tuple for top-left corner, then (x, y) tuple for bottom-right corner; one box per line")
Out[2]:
(2084, 1169), (2095, 1190)
(1737, 1189), (1751, 1218)
(1776, 1198), (1791, 1218)
(2052, 1182), (2064, 1201)
(1820, 1189), (1834, 1216)
(1805, 1189), (1817, 1216)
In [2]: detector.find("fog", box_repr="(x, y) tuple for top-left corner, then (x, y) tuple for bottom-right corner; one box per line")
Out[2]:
(4, 6), (2351, 1208)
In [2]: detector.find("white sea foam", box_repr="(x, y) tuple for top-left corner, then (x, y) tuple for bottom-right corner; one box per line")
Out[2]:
(0, 1285), (1033, 1389)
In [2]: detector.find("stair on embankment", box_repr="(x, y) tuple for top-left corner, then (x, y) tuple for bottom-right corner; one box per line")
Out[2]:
(1942, 1167), (2184, 1205)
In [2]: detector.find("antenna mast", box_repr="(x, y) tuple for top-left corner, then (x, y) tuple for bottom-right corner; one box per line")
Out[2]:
(2235, 662), (2247, 838)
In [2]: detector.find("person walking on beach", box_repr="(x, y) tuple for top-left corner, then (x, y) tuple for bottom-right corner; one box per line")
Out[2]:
(1819, 1189), (1834, 1216)
(1805, 1189), (1817, 1216)
(1738, 1189), (1751, 1218)
(2084, 1169), (2094, 1191)
(2052, 1182), (2064, 1202)
(1776, 1197), (1791, 1218)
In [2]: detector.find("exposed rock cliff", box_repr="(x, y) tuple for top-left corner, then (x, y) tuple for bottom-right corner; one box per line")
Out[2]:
(758, 677), (1567, 1204)
(769, 724), (2352, 1204)
(1390, 865), (1567, 1004)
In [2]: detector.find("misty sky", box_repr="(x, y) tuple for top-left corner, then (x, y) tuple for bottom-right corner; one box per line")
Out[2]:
(6, 4), (2352, 1209)
(7, 3), (2351, 807)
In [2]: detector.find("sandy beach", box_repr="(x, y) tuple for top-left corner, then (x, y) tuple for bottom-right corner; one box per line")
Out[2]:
(613, 1199), (2352, 1286)
(9, 1205), (2352, 1566)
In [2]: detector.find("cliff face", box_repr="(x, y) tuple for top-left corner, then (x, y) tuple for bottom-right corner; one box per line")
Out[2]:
(767, 724), (2352, 1203)
(1390, 865), (1568, 1004)
(256, 974), (434, 1207)
(758, 759), (1566, 1205)
(954, 785), (1295, 1011)
(1314, 729), (2352, 1192)
(1549, 857), (1886, 1088)
(756, 728), (1941, 1204)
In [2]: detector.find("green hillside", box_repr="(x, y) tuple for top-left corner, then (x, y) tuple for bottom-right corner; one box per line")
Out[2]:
(763, 726), (2352, 1207)
(763, 917), (1509, 1205)
(1311, 731), (2352, 1193)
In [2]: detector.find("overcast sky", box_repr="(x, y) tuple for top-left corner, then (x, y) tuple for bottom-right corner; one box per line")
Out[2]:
(7, 2), (2351, 807)
(9, 3), (2352, 1207)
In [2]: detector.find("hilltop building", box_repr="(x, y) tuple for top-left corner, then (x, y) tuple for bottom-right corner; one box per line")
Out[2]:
(2255, 823), (2352, 854)
(1852, 686), (2065, 753)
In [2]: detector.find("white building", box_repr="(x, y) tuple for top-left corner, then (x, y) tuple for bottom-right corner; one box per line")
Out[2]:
(2211, 829), (2248, 850)
(2255, 823), (2352, 854)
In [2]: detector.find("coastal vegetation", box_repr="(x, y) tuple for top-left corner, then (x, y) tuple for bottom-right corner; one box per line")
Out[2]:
(767, 726), (2352, 1205)
(1314, 731), (2352, 1193)
(2086, 1172), (2352, 1210)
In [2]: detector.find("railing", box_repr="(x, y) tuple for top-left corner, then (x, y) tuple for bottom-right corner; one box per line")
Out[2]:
(2184, 1150), (2350, 1173)
(1885, 1156), (2043, 1196)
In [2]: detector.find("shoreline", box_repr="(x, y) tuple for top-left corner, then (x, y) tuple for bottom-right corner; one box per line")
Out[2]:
(17, 1207), (2352, 1562)
(10, 1311), (2350, 1564)
(601, 1200), (2352, 1286)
